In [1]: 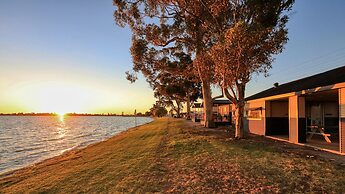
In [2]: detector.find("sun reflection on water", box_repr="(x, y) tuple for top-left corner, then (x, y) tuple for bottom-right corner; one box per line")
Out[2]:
(56, 114), (66, 141)
(58, 114), (65, 123)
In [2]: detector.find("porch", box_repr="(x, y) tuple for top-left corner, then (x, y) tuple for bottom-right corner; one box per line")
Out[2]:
(266, 89), (341, 152)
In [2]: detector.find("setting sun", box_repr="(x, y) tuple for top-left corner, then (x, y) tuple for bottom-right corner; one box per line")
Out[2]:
(11, 82), (93, 114)
(56, 111), (66, 116)
(35, 83), (92, 114)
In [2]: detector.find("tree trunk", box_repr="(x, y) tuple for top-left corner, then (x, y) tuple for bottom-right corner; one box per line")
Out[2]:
(175, 100), (181, 118)
(235, 84), (246, 138)
(202, 81), (215, 128)
(186, 95), (191, 120)
(194, 20), (214, 128)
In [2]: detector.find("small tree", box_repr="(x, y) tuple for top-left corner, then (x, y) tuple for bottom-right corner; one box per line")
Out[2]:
(210, 0), (294, 138)
(144, 111), (151, 116)
(153, 52), (201, 118)
(127, 38), (201, 118)
(150, 101), (168, 117)
(156, 107), (168, 117)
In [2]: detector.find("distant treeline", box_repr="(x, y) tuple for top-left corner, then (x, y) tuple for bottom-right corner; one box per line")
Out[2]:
(0, 113), (151, 117)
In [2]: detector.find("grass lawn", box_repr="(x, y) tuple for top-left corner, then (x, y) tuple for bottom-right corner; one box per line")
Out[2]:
(1, 117), (345, 193)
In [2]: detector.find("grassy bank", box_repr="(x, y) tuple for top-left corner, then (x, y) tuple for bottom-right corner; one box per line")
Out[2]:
(1, 118), (345, 193)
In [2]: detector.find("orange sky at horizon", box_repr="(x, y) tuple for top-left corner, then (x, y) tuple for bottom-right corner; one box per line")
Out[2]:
(0, 68), (156, 114)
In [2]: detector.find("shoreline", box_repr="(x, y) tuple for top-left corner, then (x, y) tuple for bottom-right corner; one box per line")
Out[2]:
(0, 115), (151, 117)
(0, 118), (154, 177)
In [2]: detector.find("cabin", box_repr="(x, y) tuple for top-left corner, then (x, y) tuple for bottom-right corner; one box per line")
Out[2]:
(213, 99), (232, 125)
(191, 103), (203, 122)
(197, 99), (232, 126)
(245, 66), (345, 154)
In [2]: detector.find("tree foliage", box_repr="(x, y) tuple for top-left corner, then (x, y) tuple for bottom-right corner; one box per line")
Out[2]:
(150, 101), (168, 117)
(128, 36), (201, 117)
(211, 0), (293, 88)
(153, 52), (201, 117)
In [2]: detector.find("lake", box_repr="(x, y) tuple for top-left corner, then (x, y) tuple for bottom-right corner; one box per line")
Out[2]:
(0, 116), (153, 174)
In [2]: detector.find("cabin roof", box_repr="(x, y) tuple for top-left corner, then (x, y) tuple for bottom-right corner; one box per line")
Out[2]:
(246, 65), (345, 101)
(192, 103), (202, 108)
(193, 99), (231, 108)
(213, 99), (231, 105)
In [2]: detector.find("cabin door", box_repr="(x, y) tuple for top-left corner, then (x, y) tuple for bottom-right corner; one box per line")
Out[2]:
(310, 104), (323, 126)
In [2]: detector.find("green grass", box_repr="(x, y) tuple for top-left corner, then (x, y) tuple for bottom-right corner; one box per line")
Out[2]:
(1, 118), (345, 193)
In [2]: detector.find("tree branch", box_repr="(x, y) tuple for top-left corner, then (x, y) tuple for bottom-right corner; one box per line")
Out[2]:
(230, 86), (238, 101)
(155, 37), (188, 47)
(223, 87), (238, 105)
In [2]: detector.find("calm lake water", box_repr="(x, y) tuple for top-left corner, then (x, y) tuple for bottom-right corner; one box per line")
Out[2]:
(0, 116), (153, 174)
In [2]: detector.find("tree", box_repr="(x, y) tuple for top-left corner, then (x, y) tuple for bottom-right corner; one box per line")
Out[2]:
(155, 107), (168, 117)
(152, 52), (201, 118)
(113, 0), (223, 128)
(210, 0), (294, 138)
(144, 111), (151, 116)
(150, 101), (168, 117)
(128, 37), (201, 118)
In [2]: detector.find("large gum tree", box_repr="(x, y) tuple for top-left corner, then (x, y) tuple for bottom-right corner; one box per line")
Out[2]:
(210, 0), (294, 138)
(113, 0), (228, 128)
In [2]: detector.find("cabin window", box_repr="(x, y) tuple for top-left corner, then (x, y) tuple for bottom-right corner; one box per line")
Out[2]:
(247, 109), (261, 120)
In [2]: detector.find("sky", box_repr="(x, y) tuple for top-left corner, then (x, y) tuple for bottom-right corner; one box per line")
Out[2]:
(246, 0), (345, 96)
(1, 0), (345, 114)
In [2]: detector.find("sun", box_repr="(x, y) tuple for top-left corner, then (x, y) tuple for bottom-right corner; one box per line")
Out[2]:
(27, 82), (92, 114)
(56, 111), (66, 116)
(56, 112), (66, 123)
(57, 112), (65, 120)
(13, 81), (107, 114)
